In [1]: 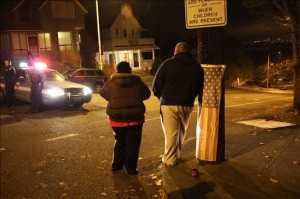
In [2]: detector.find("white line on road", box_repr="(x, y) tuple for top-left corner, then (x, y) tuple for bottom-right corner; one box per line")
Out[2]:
(145, 97), (293, 121)
(225, 97), (292, 108)
(46, 134), (79, 142)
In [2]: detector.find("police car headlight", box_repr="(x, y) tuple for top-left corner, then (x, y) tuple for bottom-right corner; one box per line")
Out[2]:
(83, 87), (92, 95)
(46, 88), (65, 97)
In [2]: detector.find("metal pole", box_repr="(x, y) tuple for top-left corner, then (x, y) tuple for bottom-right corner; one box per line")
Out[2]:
(267, 54), (270, 88)
(96, 0), (103, 70)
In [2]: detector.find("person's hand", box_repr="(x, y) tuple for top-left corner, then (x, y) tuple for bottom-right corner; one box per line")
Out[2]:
(96, 87), (102, 93)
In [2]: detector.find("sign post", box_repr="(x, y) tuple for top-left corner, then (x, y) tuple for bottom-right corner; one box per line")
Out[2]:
(185, 0), (227, 163)
(185, 0), (227, 29)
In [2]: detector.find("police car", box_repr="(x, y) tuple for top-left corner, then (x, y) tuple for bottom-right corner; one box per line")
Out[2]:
(0, 62), (93, 108)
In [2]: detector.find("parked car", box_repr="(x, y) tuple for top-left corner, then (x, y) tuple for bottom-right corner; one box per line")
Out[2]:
(62, 68), (108, 92)
(0, 66), (92, 108)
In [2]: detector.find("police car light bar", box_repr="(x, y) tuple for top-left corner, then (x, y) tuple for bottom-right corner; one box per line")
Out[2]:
(19, 62), (28, 68)
(34, 62), (47, 70)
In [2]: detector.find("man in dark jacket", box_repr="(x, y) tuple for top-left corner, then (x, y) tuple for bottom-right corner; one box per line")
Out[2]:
(99, 61), (151, 175)
(28, 65), (46, 113)
(152, 42), (204, 167)
(4, 60), (16, 106)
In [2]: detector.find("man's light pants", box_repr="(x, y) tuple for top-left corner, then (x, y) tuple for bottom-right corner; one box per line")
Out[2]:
(160, 105), (193, 165)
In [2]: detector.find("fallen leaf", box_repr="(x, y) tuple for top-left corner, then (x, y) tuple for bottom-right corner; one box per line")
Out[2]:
(293, 161), (299, 164)
(39, 161), (46, 166)
(47, 153), (54, 157)
(100, 192), (107, 196)
(59, 182), (65, 186)
(61, 193), (68, 197)
(39, 183), (47, 188)
(294, 138), (299, 142)
(156, 180), (162, 186)
(270, 178), (278, 183)
(259, 142), (265, 145)
(152, 194), (158, 198)
(36, 171), (42, 175)
(99, 136), (105, 139)
(0, 148), (6, 151)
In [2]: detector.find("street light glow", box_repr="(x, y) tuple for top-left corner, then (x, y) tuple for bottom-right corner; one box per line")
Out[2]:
(267, 51), (281, 88)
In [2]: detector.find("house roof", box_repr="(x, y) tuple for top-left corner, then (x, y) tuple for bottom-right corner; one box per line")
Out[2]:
(110, 4), (142, 30)
(0, 0), (88, 15)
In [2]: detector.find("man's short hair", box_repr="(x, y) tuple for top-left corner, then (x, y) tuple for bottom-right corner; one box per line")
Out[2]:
(174, 42), (189, 55)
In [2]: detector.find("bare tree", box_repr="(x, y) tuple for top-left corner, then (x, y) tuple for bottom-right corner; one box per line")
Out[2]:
(243, 0), (300, 110)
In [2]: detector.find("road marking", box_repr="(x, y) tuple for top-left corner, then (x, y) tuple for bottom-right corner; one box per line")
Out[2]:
(225, 97), (292, 108)
(146, 97), (292, 121)
(46, 134), (79, 141)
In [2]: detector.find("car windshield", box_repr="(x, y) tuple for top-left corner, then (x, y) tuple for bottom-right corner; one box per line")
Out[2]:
(45, 70), (65, 81)
(63, 70), (75, 75)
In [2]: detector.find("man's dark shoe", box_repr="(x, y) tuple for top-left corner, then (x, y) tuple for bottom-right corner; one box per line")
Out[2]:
(126, 169), (138, 175)
(112, 166), (123, 172)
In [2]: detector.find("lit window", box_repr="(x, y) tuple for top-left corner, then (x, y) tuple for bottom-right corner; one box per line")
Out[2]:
(58, 32), (72, 51)
(11, 33), (27, 53)
(38, 33), (52, 51)
(51, 1), (74, 19)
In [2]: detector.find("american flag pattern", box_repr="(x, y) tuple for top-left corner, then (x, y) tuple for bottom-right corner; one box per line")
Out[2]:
(196, 65), (225, 162)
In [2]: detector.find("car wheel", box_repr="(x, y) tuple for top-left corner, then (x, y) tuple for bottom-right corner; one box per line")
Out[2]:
(73, 103), (83, 107)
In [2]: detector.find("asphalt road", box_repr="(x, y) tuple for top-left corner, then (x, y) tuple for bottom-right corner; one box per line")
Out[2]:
(0, 88), (294, 198)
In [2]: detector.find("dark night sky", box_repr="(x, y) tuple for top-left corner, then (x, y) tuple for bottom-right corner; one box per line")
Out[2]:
(81, 0), (289, 44)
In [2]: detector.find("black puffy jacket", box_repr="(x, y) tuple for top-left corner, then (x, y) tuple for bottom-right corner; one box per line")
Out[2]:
(99, 73), (151, 122)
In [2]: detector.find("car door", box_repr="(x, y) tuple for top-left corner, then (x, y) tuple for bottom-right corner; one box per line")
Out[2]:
(15, 69), (31, 102)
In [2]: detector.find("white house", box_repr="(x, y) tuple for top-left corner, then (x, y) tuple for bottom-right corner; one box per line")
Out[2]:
(99, 3), (159, 70)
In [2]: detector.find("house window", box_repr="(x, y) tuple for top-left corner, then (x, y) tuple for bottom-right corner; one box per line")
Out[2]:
(11, 33), (27, 53)
(51, 1), (74, 19)
(38, 33), (52, 51)
(132, 29), (135, 36)
(58, 32), (72, 51)
(123, 29), (127, 37)
(115, 28), (119, 36)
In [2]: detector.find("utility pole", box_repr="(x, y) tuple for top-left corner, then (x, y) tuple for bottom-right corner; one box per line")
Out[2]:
(96, 0), (103, 70)
(185, 0), (227, 163)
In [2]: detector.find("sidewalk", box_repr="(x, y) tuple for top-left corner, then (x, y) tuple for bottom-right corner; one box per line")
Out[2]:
(159, 95), (300, 198)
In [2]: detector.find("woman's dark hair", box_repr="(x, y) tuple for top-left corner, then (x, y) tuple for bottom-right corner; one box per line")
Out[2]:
(116, 61), (132, 73)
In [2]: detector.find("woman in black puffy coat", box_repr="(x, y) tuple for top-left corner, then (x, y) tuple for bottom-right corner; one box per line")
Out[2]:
(99, 61), (151, 175)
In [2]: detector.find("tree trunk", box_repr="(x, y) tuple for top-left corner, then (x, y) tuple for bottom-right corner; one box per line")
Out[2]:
(293, 1), (300, 110)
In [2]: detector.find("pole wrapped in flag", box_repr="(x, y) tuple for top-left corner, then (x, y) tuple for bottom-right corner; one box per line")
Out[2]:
(196, 64), (226, 162)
